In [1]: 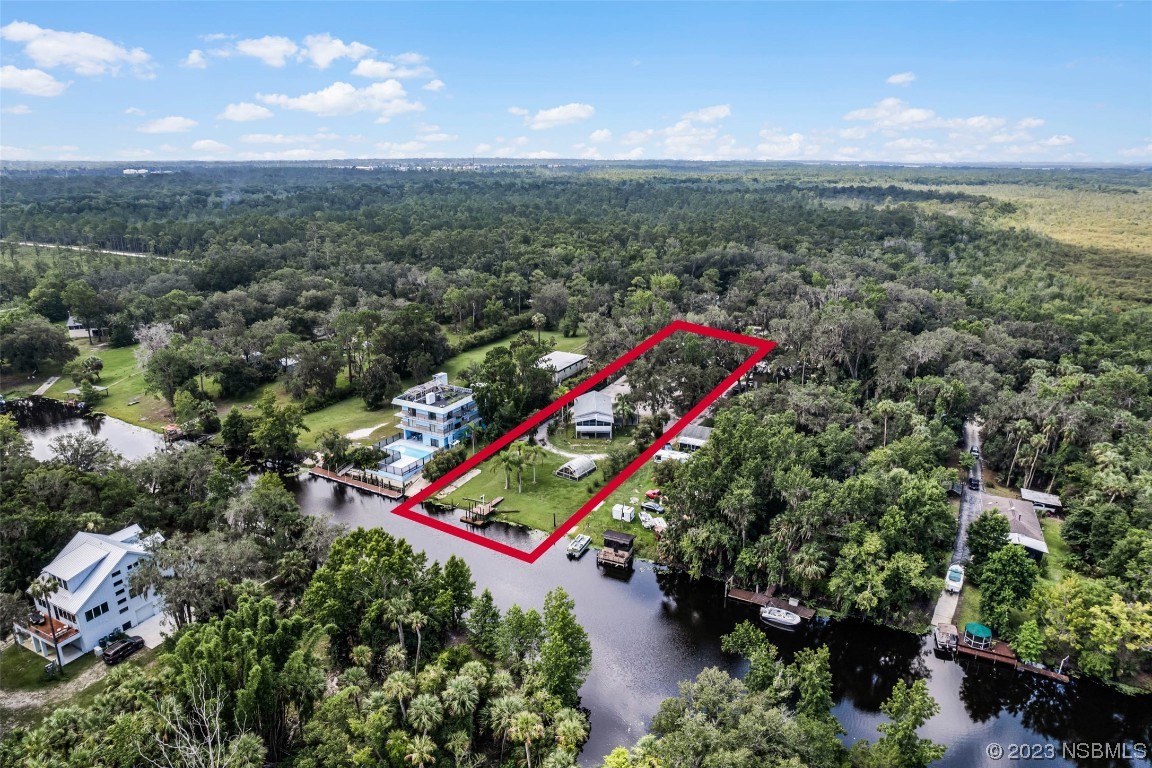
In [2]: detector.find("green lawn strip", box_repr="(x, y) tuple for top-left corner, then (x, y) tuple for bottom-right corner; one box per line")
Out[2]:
(570, 474), (661, 560)
(301, 398), (399, 448)
(548, 425), (635, 455)
(953, 584), (982, 630)
(0, 643), (100, 693)
(442, 449), (599, 532)
(439, 329), (586, 384)
(1040, 517), (1070, 585)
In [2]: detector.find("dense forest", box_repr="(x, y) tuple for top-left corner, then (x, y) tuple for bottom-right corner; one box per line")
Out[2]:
(0, 164), (1149, 762)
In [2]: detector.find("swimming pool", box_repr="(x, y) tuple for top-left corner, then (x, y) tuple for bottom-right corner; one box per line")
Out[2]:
(392, 441), (436, 461)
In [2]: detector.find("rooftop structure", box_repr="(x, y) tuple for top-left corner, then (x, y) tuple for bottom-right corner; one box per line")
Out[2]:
(555, 455), (598, 481)
(538, 351), (588, 385)
(980, 494), (1049, 559)
(572, 391), (614, 439)
(392, 372), (479, 454)
(674, 424), (713, 452)
(1020, 488), (1063, 512)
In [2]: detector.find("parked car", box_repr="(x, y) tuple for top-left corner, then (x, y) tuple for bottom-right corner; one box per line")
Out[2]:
(645, 489), (662, 500)
(102, 636), (145, 665)
(641, 501), (665, 514)
(946, 564), (965, 593)
(28, 611), (45, 626)
(970, 446), (981, 458)
(968, 476), (980, 490)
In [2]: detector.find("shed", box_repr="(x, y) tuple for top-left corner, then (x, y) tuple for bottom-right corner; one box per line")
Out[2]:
(554, 456), (597, 481)
(1020, 488), (1063, 513)
(602, 530), (635, 552)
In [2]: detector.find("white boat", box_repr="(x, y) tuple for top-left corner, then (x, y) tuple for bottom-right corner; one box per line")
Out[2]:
(760, 605), (802, 628)
(567, 534), (591, 558)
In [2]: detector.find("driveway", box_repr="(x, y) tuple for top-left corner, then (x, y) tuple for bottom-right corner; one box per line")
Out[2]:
(952, 419), (984, 566)
(133, 612), (176, 649)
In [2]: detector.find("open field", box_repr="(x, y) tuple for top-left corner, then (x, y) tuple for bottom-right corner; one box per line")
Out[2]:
(44, 342), (170, 426)
(440, 329), (587, 383)
(548, 425), (635, 455)
(1040, 517), (1070, 586)
(442, 448), (600, 532)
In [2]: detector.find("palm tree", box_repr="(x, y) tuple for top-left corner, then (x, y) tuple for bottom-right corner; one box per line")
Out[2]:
(492, 448), (516, 491)
(408, 693), (444, 737)
(531, 313), (547, 343)
(441, 675), (480, 721)
(404, 734), (438, 768)
(509, 710), (544, 768)
(383, 670), (416, 719)
(350, 644), (374, 673)
(27, 576), (64, 672)
(551, 708), (587, 752)
(613, 397), (636, 429)
(407, 611), (429, 673)
(485, 695), (523, 763)
(386, 593), (413, 649)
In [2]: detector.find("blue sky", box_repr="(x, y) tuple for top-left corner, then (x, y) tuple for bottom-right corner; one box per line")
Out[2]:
(1, 2), (1149, 163)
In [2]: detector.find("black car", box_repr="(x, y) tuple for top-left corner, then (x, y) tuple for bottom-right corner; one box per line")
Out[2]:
(101, 636), (145, 665)
(968, 476), (980, 490)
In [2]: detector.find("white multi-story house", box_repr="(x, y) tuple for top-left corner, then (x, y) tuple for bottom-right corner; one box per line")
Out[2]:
(573, 391), (615, 438)
(14, 524), (163, 665)
(537, 351), (588, 385)
(370, 373), (481, 489)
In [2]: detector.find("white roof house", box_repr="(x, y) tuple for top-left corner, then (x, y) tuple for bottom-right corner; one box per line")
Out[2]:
(573, 391), (615, 438)
(538, 351), (589, 385)
(674, 424), (713, 452)
(14, 524), (164, 664)
(1020, 488), (1063, 511)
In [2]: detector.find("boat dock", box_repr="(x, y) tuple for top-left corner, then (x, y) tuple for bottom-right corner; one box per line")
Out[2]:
(460, 496), (504, 526)
(934, 622), (1070, 682)
(725, 585), (816, 620)
(308, 467), (404, 499)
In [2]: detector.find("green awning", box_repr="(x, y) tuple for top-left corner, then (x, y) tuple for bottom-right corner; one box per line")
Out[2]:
(964, 622), (992, 639)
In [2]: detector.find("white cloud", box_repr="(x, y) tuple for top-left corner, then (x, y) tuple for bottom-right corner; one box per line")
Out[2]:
(589, 128), (612, 143)
(217, 102), (274, 122)
(237, 148), (350, 161)
(201, 33), (232, 42)
(0, 145), (31, 159)
(0, 21), (151, 76)
(527, 103), (595, 130)
(394, 52), (426, 65)
(1119, 143), (1152, 158)
(886, 137), (938, 151)
(1, 104), (31, 114)
(181, 49), (208, 69)
(239, 132), (342, 145)
(682, 104), (730, 123)
(838, 126), (870, 140)
(299, 33), (373, 69)
(886, 71), (916, 86)
(124, 106), (146, 115)
(507, 106), (529, 116)
(620, 129), (654, 146)
(191, 139), (230, 152)
(614, 147), (644, 160)
(259, 80), (422, 120)
(235, 36), (298, 67)
(661, 115), (749, 160)
(375, 140), (427, 157)
(844, 98), (935, 127)
(423, 79), (445, 92)
(352, 57), (431, 79)
(1018, 117), (1045, 129)
(0, 65), (67, 96)
(421, 132), (457, 142)
(756, 129), (823, 159)
(138, 116), (197, 134)
(940, 115), (1006, 131)
(523, 150), (561, 159)
(1040, 134), (1074, 146)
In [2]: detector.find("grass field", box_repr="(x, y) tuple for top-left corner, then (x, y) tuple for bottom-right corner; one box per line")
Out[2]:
(0, 643), (100, 693)
(569, 465), (662, 559)
(440, 329), (587, 383)
(1040, 517), (1070, 586)
(442, 448), (601, 532)
(953, 584), (982, 630)
(44, 341), (170, 427)
(548, 425), (634, 455)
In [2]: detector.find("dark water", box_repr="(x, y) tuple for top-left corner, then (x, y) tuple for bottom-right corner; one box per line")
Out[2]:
(12, 398), (167, 461)
(290, 474), (1152, 768)
(17, 411), (1152, 767)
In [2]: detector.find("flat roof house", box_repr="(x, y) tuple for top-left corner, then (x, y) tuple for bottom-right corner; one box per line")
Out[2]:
(674, 424), (713, 453)
(13, 524), (163, 665)
(573, 391), (614, 439)
(537, 351), (589, 385)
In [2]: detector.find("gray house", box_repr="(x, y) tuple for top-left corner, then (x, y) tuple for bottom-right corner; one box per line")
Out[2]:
(573, 391), (614, 438)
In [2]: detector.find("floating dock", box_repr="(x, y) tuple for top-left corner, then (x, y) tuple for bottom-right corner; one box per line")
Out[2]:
(308, 467), (404, 499)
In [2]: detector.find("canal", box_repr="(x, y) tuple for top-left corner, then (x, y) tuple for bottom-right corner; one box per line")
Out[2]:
(17, 412), (1152, 767)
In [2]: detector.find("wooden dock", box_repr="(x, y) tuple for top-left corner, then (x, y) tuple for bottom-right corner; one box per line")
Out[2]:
(460, 496), (504, 526)
(725, 585), (816, 620)
(935, 623), (1070, 682)
(308, 467), (404, 499)
(956, 640), (1017, 666)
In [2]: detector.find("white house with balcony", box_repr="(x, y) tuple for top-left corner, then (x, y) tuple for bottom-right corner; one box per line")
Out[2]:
(370, 373), (481, 489)
(13, 524), (163, 665)
(573, 391), (615, 439)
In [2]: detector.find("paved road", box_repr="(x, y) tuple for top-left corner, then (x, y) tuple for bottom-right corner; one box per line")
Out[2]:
(952, 419), (984, 566)
(13, 240), (191, 263)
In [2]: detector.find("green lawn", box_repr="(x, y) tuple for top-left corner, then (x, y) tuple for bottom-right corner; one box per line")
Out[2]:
(440, 329), (587, 384)
(570, 468), (662, 559)
(442, 449), (601, 532)
(953, 584), (982, 630)
(1040, 517), (1070, 585)
(548, 425), (635, 455)
(44, 342), (170, 428)
(0, 643), (100, 693)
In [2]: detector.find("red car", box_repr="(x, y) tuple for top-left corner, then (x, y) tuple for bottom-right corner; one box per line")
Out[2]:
(645, 489), (662, 500)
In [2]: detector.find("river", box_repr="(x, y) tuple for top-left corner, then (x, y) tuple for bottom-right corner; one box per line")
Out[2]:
(17, 412), (1152, 767)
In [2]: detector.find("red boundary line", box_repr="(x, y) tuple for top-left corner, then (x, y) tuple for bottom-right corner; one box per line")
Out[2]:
(392, 321), (777, 563)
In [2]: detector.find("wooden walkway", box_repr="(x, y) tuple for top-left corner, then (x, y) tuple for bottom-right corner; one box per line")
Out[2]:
(726, 586), (816, 620)
(308, 467), (404, 499)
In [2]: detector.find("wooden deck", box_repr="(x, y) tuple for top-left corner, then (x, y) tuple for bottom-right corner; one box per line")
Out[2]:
(596, 548), (633, 568)
(29, 621), (79, 644)
(956, 639), (1018, 666)
(725, 585), (816, 620)
(309, 467), (404, 499)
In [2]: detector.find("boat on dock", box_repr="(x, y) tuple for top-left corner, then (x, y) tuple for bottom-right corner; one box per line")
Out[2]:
(760, 605), (802, 629)
(567, 534), (591, 559)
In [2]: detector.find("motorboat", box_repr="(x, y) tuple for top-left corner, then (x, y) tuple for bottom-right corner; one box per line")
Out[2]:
(567, 534), (592, 558)
(760, 605), (802, 629)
